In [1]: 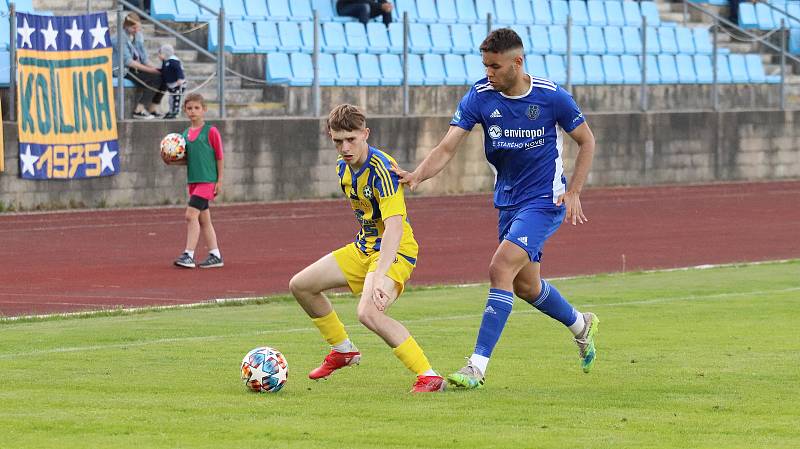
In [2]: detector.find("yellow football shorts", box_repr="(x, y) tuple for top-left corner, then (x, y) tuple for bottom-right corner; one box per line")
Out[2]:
(332, 243), (416, 296)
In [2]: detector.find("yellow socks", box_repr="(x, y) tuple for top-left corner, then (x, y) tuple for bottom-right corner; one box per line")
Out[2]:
(312, 310), (349, 346)
(392, 336), (432, 376)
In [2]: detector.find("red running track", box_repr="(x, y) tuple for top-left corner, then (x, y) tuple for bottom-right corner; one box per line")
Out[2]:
(1, 181), (798, 317)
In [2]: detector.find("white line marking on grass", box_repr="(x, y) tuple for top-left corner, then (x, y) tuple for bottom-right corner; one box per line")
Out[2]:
(0, 286), (797, 360)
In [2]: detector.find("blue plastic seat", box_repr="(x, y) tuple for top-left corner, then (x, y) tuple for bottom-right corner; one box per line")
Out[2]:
(571, 25), (588, 54)
(604, 1), (626, 27)
(222, 0), (246, 20)
(744, 54), (767, 83)
(300, 21), (314, 53)
(437, 0), (458, 23)
(231, 21), (257, 52)
(451, 24), (473, 54)
(693, 54), (713, 83)
(357, 54), (382, 86)
(568, 55), (586, 85)
(344, 22), (369, 54)
(787, 3), (800, 28)
(322, 22), (346, 53)
(151, 0), (178, 21)
(465, 54), (485, 81)
(583, 54), (604, 84)
(526, 25), (549, 54)
(266, 0), (291, 21)
(174, 0), (201, 21)
(0, 20), (7, 50)
(456, 0), (479, 23)
(728, 53), (749, 83)
(408, 23), (432, 53)
(693, 28), (713, 54)
(568, 0), (590, 26)
(622, 1), (642, 27)
(620, 54), (642, 84)
(604, 26), (624, 55)
(470, 24), (488, 51)
(475, 0), (496, 23)
(366, 22), (390, 54)
(549, 0), (567, 25)
(657, 54), (679, 83)
(315, 0), (350, 22)
(675, 53), (697, 83)
(545, 54), (566, 84)
(525, 54), (548, 79)
(548, 25), (567, 54)
(244, 0), (269, 20)
(587, 1), (607, 26)
(289, 0), (313, 22)
(417, 0), (439, 23)
(387, 23), (405, 54)
(334, 53), (359, 86)
(640, 1), (661, 26)
(256, 21), (281, 52)
(622, 26), (642, 54)
(266, 53), (292, 84)
(738, 3), (758, 28)
(755, 3), (776, 29)
(510, 25), (532, 50)
(491, 0), (515, 24)
(586, 26), (606, 55)
(395, 0), (419, 22)
(430, 24), (454, 54)
(675, 27), (696, 54)
(715, 54), (733, 83)
(406, 54), (426, 85)
(645, 27), (661, 54)
(379, 53), (403, 85)
(645, 54), (661, 84)
(602, 55), (624, 84)
(317, 53), (337, 86)
(0, 51), (9, 85)
(444, 54), (468, 85)
(208, 20), (235, 52)
(658, 27), (678, 54)
(289, 53), (313, 86)
(423, 54), (446, 85)
(513, 0), (535, 25)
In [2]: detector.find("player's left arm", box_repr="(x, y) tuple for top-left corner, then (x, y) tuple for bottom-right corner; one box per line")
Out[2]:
(371, 214), (403, 311)
(210, 127), (224, 196)
(557, 122), (595, 225)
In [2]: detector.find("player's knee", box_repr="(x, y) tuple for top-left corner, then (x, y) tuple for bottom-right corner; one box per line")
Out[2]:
(288, 274), (308, 298)
(513, 278), (540, 302)
(356, 306), (379, 331)
(488, 260), (514, 285)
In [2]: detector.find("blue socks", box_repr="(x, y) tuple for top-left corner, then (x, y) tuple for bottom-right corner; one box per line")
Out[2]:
(473, 289), (514, 358)
(531, 280), (578, 327)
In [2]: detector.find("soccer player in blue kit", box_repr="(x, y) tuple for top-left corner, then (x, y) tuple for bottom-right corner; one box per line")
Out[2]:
(393, 28), (599, 389)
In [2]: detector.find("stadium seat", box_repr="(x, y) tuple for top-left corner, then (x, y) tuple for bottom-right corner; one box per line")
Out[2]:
(622, 1), (642, 27)
(289, 53), (312, 86)
(465, 53), (485, 81)
(528, 25), (550, 54)
(675, 53), (697, 83)
(622, 26), (642, 54)
(571, 25), (588, 55)
(0, 20), (7, 50)
(787, 3), (800, 28)
(430, 24), (454, 54)
(266, 53), (291, 84)
(357, 53), (382, 86)
(151, 0), (178, 21)
(658, 27), (678, 55)
(451, 24), (473, 54)
(475, 0), (496, 23)
(754, 3), (776, 29)
(568, 55), (586, 85)
(693, 54), (713, 83)
(322, 22), (346, 53)
(510, 25), (532, 50)
(728, 54), (749, 83)
(244, 0), (268, 20)
(744, 54), (768, 83)
(640, 1), (661, 26)
(437, 0), (458, 23)
(344, 22), (369, 54)
(289, 0), (313, 22)
(493, 0), (516, 25)
(604, 26), (624, 55)
(406, 54), (426, 85)
(587, 1), (607, 26)
(230, 21), (258, 53)
(266, 0), (292, 21)
(256, 22), (280, 52)
(318, 53), (338, 86)
(513, 0), (535, 25)
(602, 55), (624, 84)
(417, 0), (439, 23)
(408, 23), (433, 53)
(423, 54), (446, 85)
(208, 20), (235, 52)
(583, 54), (604, 84)
(545, 54), (567, 84)
(379, 53), (403, 85)
(300, 21), (315, 53)
(645, 27), (661, 54)
(444, 54), (468, 85)
(387, 22), (405, 54)
(395, 0), (419, 22)
(313, 0), (349, 22)
(568, 0), (590, 26)
(174, 0), (201, 21)
(675, 27), (696, 54)
(657, 54), (679, 83)
(604, 1), (626, 27)
(367, 22), (390, 54)
(334, 54), (358, 86)
(693, 28), (713, 54)
(548, 25), (567, 54)
(455, 0), (479, 23)
(645, 54), (661, 84)
(715, 54), (733, 83)
(586, 26), (607, 55)
(549, 0), (567, 25)
(0, 51), (9, 85)
(738, 3), (758, 28)
(526, 54), (548, 79)
(471, 24), (488, 51)
(620, 54), (642, 84)
(222, 0), (246, 20)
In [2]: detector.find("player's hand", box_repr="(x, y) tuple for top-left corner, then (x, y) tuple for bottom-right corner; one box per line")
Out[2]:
(556, 191), (588, 225)
(390, 161), (421, 192)
(214, 182), (223, 196)
(371, 285), (390, 312)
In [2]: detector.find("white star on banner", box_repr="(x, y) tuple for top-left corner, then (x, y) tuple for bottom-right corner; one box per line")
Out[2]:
(20, 145), (39, 176)
(98, 143), (117, 173)
(40, 20), (59, 50)
(17, 17), (34, 49)
(89, 18), (108, 48)
(65, 20), (84, 49)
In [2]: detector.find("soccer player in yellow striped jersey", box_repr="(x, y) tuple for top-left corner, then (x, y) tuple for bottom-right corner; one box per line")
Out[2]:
(289, 104), (445, 393)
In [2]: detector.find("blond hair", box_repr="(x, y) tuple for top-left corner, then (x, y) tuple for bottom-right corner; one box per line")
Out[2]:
(123, 12), (141, 29)
(327, 104), (366, 132)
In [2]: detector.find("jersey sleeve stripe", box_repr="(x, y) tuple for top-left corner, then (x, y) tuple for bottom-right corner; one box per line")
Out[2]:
(370, 160), (396, 196)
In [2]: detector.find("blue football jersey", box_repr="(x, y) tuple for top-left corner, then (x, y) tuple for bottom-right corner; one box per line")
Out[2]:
(450, 75), (585, 209)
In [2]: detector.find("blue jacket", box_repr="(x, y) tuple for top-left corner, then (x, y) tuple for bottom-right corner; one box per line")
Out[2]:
(111, 31), (148, 72)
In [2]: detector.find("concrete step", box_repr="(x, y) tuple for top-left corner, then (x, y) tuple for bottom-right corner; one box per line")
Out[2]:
(193, 88), (263, 103)
(186, 75), (243, 89)
(203, 102), (287, 118)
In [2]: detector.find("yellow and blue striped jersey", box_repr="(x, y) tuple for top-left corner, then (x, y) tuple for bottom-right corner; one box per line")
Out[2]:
(337, 147), (418, 260)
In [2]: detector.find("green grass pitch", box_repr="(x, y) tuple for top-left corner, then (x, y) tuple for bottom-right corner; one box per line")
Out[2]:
(1, 261), (798, 448)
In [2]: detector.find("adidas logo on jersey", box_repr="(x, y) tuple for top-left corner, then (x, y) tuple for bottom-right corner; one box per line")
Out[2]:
(517, 236), (528, 246)
(484, 305), (497, 314)
(490, 109), (503, 118)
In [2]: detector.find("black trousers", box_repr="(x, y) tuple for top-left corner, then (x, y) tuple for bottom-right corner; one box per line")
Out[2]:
(125, 69), (164, 106)
(336, 1), (392, 26)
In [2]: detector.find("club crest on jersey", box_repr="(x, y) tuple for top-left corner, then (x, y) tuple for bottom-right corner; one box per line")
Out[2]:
(452, 108), (462, 122)
(527, 105), (540, 120)
(362, 185), (373, 199)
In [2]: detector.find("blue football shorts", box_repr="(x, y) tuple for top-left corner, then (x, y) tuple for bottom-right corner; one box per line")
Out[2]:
(497, 202), (566, 262)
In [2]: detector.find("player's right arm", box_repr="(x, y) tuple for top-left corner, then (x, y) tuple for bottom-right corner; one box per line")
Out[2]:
(392, 126), (470, 191)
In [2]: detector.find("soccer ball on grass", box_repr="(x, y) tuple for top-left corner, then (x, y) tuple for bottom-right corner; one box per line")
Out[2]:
(241, 347), (288, 393)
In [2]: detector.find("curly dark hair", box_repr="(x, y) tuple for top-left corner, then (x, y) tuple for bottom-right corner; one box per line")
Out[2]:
(479, 28), (524, 53)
